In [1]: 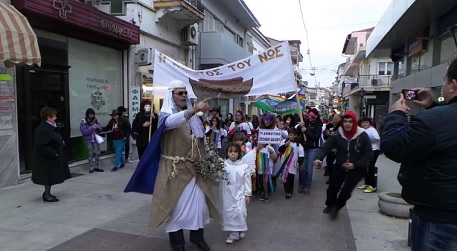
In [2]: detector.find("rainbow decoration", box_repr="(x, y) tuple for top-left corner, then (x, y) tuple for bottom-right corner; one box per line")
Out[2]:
(280, 146), (295, 183)
(253, 94), (285, 112)
(256, 150), (274, 195)
(241, 145), (248, 157)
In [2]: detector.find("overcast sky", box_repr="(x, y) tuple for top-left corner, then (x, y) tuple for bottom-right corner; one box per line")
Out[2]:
(243, 0), (393, 88)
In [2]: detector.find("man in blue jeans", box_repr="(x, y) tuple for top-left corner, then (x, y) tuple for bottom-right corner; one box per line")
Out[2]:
(381, 58), (457, 251)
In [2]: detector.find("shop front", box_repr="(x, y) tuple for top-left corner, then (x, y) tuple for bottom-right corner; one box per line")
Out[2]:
(12, 0), (139, 174)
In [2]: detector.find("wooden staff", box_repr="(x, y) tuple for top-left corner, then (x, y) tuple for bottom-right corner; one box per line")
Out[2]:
(295, 89), (304, 124)
(148, 96), (154, 142)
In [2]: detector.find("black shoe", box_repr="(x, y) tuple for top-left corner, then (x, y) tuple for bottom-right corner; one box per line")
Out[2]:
(43, 193), (57, 200)
(192, 241), (210, 251)
(330, 207), (340, 220)
(285, 193), (291, 199)
(94, 168), (104, 172)
(89, 168), (94, 173)
(119, 163), (125, 169)
(298, 187), (304, 193)
(325, 179), (330, 184)
(42, 193), (59, 202)
(323, 206), (333, 214)
(111, 167), (118, 172)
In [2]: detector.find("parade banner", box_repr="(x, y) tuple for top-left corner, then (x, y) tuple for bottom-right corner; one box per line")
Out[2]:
(152, 42), (296, 98)
(258, 129), (283, 145)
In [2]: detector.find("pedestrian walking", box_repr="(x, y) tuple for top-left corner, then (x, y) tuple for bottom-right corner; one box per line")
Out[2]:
(32, 107), (71, 202)
(221, 143), (251, 244)
(314, 111), (373, 219)
(103, 109), (131, 172)
(80, 108), (104, 173)
(117, 106), (133, 163)
(357, 116), (380, 193)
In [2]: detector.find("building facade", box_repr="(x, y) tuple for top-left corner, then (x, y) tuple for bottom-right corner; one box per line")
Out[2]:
(367, 0), (457, 114)
(341, 27), (391, 124)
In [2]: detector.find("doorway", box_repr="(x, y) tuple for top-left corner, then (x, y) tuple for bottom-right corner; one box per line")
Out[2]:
(18, 67), (70, 174)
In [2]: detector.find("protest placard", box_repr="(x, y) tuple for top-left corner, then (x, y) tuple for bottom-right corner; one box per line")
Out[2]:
(258, 129), (282, 145)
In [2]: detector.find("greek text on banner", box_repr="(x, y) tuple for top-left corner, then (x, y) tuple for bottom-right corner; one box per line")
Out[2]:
(258, 129), (283, 145)
(152, 41), (296, 99)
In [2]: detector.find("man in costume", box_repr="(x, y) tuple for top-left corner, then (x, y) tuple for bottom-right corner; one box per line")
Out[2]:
(125, 80), (218, 251)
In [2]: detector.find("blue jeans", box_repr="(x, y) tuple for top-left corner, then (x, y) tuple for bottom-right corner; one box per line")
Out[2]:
(113, 139), (125, 168)
(299, 148), (317, 189)
(411, 214), (457, 251)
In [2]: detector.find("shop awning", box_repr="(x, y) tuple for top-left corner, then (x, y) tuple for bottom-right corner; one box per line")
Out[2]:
(0, 3), (40, 67)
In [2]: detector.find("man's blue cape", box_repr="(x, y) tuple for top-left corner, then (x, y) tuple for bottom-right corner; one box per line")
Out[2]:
(124, 120), (166, 194)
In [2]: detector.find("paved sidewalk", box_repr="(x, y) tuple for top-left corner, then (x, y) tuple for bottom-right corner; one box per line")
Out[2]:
(0, 155), (410, 251)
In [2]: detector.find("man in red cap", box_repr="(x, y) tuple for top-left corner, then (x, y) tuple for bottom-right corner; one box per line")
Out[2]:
(313, 111), (373, 219)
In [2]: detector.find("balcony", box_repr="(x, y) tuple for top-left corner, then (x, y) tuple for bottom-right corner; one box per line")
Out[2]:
(343, 46), (366, 76)
(200, 32), (252, 66)
(154, 0), (204, 28)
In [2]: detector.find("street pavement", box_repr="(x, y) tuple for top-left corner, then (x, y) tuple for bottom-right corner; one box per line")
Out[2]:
(0, 154), (410, 251)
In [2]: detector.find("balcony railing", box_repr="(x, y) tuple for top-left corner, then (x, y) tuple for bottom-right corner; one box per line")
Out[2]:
(357, 75), (391, 87)
(154, 0), (205, 28)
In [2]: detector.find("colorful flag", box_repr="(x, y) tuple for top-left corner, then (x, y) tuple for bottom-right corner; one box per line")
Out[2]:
(252, 94), (285, 112)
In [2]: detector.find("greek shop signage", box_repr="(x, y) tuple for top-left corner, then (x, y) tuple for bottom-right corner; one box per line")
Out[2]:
(129, 87), (141, 123)
(100, 19), (133, 38)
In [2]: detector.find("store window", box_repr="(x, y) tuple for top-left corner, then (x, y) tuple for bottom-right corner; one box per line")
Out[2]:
(439, 36), (455, 64)
(68, 38), (122, 159)
(398, 60), (405, 78)
(378, 62), (393, 75)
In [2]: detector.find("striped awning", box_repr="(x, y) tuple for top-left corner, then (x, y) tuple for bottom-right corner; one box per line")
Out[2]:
(0, 3), (40, 67)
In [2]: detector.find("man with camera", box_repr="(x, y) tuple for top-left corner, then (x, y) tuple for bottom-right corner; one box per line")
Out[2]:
(381, 58), (457, 250)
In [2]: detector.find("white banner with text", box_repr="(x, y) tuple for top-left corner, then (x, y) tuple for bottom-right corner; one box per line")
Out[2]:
(152, 41), (296, 99)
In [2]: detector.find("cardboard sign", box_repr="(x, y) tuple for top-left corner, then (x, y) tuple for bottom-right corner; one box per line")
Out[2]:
(258, 129), (282, 145)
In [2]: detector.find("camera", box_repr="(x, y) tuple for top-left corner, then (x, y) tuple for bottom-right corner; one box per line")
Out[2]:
(402, 89), (418, 101)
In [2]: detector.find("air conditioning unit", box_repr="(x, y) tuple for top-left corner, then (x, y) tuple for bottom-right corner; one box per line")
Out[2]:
(181, 25), (198, 46)
(371, 79), (382, 86)
(136, 48), (153, 66)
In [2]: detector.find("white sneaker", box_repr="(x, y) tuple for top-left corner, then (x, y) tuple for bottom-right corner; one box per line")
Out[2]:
(239, 232), (246, 239)
(357, 184), (369, 190)
(126, 158), (133, 163)
(225, 237), (239, 244)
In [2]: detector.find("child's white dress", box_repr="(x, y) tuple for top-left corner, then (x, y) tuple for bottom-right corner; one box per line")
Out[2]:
(220, 159), (252, 232)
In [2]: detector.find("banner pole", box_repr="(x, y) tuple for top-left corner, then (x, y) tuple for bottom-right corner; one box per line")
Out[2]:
(148, 95), (154, 143)
(295, 89), (304, 124)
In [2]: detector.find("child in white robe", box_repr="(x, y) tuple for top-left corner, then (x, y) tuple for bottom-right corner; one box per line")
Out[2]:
(221, 142), (252, 244)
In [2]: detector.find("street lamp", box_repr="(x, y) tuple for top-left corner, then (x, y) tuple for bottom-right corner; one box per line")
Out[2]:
(359, 87), (366, 118)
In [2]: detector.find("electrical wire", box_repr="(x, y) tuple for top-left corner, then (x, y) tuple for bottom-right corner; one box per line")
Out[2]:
(298, 0), (319, 88)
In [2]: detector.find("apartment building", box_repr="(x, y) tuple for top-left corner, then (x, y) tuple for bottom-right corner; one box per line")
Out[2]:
(367, 0), (457, 114)
(340, 27), (391, 124)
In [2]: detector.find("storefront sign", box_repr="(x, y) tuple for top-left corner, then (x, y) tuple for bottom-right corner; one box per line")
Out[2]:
(12, 0), (140, 47)
(129, 87), (141, 123)
(100, 19), (133, 38)
(258, 129), (282, 145)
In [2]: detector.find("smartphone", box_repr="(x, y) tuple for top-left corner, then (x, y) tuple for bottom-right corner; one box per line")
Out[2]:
(402, 89), (418, 101)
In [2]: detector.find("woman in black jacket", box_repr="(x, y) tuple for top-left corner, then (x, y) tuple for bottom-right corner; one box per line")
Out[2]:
(32, 107), (71, 202)
(132, 100), (158, 159)
(297, 108), (323, 194)
(103, 109), (131, 171)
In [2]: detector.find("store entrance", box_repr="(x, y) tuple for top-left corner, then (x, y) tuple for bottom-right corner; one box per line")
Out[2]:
(18, 67), (70, 174)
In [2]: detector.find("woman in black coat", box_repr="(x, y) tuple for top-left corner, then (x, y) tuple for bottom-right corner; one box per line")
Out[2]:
(32, 107), (71, 202)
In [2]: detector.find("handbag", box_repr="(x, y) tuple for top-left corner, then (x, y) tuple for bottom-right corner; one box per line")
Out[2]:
(95, 134), (104, 144)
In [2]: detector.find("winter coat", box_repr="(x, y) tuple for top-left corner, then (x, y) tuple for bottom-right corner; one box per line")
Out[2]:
(381, 97), (457, 225)
(80, 118), (102, 144)
(132, 112), (158, 147)
(297, 120), (322, 150)
(315, 126), (373, 173)
(103, 117), (131, 139)
(32, 121), (71, 186)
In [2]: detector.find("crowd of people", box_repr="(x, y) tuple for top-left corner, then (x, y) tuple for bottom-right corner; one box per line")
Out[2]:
(30, 58), (457, 251)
